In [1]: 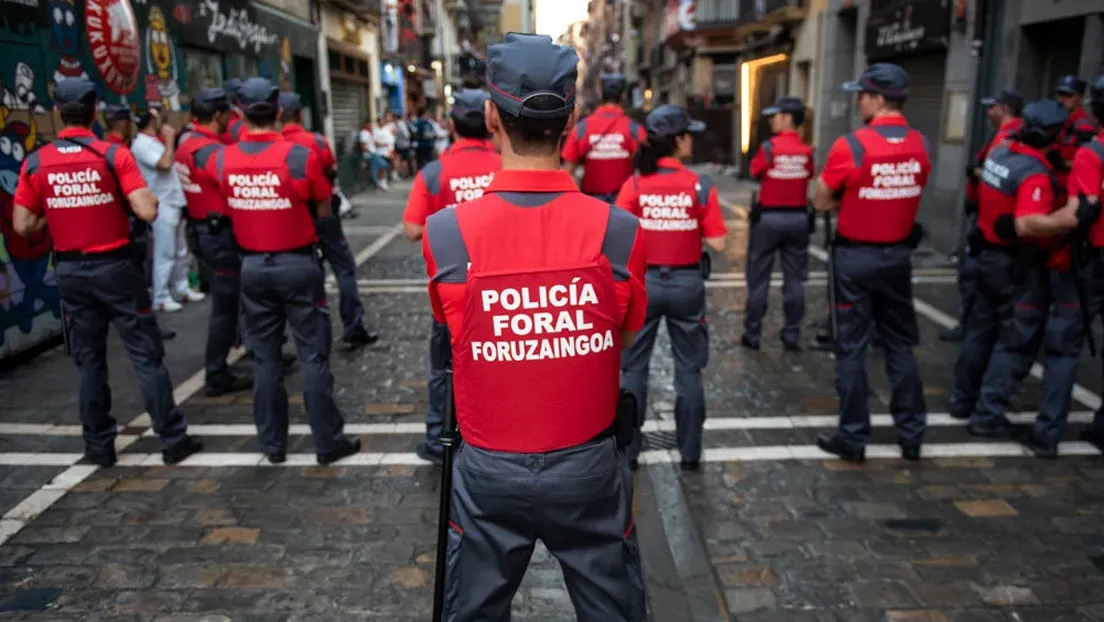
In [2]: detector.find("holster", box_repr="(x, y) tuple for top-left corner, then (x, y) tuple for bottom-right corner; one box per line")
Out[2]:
(749, 202), (762, 225)
(206, 212), (229, 235)
(700, 252), (712, 280)
(906, 223), (924, 250)
(614, 389), (639, 449)
(807, 206), (816, 233)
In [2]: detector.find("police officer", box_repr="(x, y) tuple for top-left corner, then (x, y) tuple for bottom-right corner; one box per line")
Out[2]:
(423, 34), (648, 620)
(811, 63), (931, 463)
(11, 78), (203, 467)
(278, 91), (378, 350)
(1071, 75), (1104, 454)
(742, 96), (813, 351)
(1053, 75), (1101, 181)
(561, 73), (647, 202)
(943, 91), (1025, 342)
(207, 77), (360, 465)
(221, 78), (246, 144)
(402, 88), (501, 465)
(615, 105), (726, 471)
(175, 88), (252, 396)
(103, 104), (135, 146)
(952, 100), (1097, 456)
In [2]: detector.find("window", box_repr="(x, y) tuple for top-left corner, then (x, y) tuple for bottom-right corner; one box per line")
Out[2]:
(182, 47), (223, 95)
(225, 54), (259, 80)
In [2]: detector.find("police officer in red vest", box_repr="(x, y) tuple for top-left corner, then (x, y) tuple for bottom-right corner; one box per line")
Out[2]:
(402, 88), (502, 465)
(742, 96), (813, 351)
(614, 105), (726, 471)
(1052, 75), (1101, 182)
(952, 100), (1097, 455)
(1071, 75), (1104, 454)
(175, 87), (252, 396)
(561, 73), (647, 202)
(812, 64), (931, 463)
(942, 91), (1025, 342)
(279, 91), (378, 350)
(207, 77), (361, 465)
(11, 78), (203, 467)
(221, 78), (247, 145)
(103, 105), (135, 146)
(423, 33), (648, 619)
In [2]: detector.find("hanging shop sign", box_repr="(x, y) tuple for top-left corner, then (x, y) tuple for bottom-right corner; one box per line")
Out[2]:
(865, 0), (951, 60)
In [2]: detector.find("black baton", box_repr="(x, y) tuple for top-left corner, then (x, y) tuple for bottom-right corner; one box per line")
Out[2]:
(432, 369), (458, 621)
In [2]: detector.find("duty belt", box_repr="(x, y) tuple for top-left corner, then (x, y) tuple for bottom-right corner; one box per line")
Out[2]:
(54, 246), (135, 262)
(240, 244), (318, 257)
(648, 264), (701, 280)
(833, 235), (908, 248)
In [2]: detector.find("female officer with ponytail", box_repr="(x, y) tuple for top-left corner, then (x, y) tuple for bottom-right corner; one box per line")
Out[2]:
(615, 105), (728, 470)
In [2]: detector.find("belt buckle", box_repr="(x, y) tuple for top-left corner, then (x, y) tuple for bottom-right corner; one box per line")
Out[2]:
(659, 267), (672, 280)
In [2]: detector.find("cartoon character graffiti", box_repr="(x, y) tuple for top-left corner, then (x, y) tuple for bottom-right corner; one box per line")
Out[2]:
(0, 109), (60, 342)
(1, 64), (48, 115)
(48, 0), (90, 90)
(145, 6), (180, 110)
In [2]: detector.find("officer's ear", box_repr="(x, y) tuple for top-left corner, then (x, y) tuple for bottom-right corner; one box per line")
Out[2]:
(484, 100), (501, 136)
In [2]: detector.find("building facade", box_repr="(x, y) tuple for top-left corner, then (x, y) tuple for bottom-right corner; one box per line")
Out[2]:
(319, 2), (382, 155)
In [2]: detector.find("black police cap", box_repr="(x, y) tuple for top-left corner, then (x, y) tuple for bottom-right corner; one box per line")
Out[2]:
(842, 63), (909, 99)
(450, 89), (489, 120)
(980, 90), (1024, 116)
(278, 91), (303, 114)
(104, 104), (135, 123)
(224, 78), (243, 101)
(1021, 99), (1069, 131)
(1091, 75), (1104, 104)
(487, 33), (578, 119)
(193, 88), (231, 115)
(1055, 75), (1087, 96)
(762, 96), (805, 117)
(600, 73), (627, 99)
(237, 77), (279, 113)
(54, 78), (98, 110)
(645, 104), (705, 138)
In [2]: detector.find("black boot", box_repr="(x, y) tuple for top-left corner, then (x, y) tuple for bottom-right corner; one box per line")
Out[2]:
(816, 434), (865, 463)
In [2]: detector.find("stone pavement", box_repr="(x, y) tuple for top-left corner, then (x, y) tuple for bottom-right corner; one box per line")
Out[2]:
(0, 175), (1103, 621)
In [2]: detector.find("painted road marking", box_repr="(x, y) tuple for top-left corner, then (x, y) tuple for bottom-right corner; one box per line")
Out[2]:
(0, 225), (405, 547)
(0, 411), (1088, 438)
(1, 441), (1098, 468)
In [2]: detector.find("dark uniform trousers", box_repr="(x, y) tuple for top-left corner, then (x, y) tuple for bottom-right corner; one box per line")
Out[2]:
(620, 267), (709, 462)
(240, 252), (348, 454)
(743, 210), (810, 345)
(425, 320), (452, 453)
(955, 214), (980, 329)
(834, 245), (926, 448)
(315, 214), (366, 338)
(57, 256), (188, 453)
(445, 437), (646, 622)
(1084, 254), (1104, 438)
(189, 221), (241, 382)
(959, 252), (1086, 442)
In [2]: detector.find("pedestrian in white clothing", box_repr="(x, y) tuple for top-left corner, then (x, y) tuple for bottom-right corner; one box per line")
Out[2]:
(130, 108), (205, 312)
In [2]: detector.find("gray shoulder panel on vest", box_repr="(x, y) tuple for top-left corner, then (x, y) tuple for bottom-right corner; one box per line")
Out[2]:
(24, 151), (40, 175)
(287, 145), (310, 180)
(920, 132), (932, 159)
(601, 206), (638, 282)
(697, 174), (715, 207)
(1087, 139), (1104, 163)
(762, 139), (773, 164)
(194, 144), (221, 170)
(104, 144), (119, 166)
(238, 142), (269, 156)
(495, 191), (561, 208)
(657, 167), (680, 175)
(214, 150), (224, 181)
(421, 160), (443, 195)
(843, 133), (864, 168)
(426, 208), (469, 284)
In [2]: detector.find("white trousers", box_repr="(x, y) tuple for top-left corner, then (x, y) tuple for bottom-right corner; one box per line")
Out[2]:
(152, 205), (191, 305)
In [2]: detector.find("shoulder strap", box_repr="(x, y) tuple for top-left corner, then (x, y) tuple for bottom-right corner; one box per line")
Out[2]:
(762, 139), (773, 167)
(56, 137), (123, 200)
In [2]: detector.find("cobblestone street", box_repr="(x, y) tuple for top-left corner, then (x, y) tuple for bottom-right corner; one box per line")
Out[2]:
(1, 176), (1103, 621)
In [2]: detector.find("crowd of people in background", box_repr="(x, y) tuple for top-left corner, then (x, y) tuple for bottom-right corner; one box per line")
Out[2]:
(357, 109), (454, 191)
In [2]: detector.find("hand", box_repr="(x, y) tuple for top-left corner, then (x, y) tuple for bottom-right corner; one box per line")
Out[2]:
(966, 164), (980, 180)
(1076, 193), (1102, 227)
(994, 214), (1017, 241)
(159, 124), (176, 142)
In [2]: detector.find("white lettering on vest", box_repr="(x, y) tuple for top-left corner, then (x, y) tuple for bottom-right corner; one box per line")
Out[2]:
(585, 133), (629, 161)
(447, 173), (494, 207)
(226, 172), (292, 210)
(45, 169), (114, 210)
(980, 157), (1010, 190)
(638, 192), (699, 232)
(471, 277), (613, 362)
(857, 159), (923, 200)
(767, 153), (811, 180)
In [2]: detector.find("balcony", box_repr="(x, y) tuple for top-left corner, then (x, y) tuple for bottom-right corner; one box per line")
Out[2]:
(693, 0), (805, 30)
(321, 0), (381, 18)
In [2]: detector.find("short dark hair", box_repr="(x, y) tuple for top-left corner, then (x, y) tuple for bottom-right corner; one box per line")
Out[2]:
(883, 97), (905, 111)
(452, 115), (489, 139)
(496, 95), (570, 156)
(244, 109), (277, 127)
(60, 106), (95, 127)
(278, 108), (300, 124)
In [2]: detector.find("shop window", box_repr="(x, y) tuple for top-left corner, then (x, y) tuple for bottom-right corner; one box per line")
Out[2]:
(357, 59), (369, 78)
(226, 54), (259, 80)
(183, 47), (224, 93)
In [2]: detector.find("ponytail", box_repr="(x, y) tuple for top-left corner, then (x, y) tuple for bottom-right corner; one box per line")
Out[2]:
(634, 133), (679, 175)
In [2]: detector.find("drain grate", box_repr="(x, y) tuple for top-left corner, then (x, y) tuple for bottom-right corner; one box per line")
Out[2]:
(642, 431), (678, 450)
